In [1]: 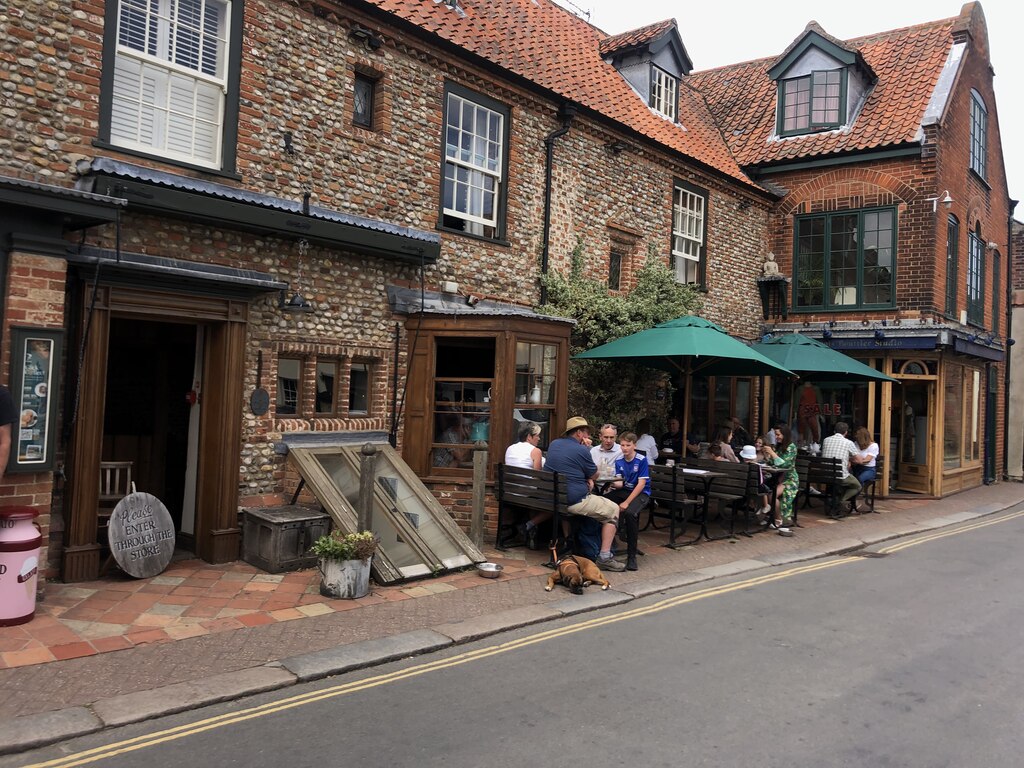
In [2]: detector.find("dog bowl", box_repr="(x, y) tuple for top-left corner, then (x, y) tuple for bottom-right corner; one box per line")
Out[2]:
(476, 562), (504, 579)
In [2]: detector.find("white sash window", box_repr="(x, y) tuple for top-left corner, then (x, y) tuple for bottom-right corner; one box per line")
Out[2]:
(672, 183), (706, 285)
(111, 0), (228, 168)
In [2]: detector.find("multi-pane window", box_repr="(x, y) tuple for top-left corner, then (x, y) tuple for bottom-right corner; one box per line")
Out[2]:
(111, 0), (229, 168)
(277, 357), (302, 416)
(969, 90), (987, 179)
(353, 74), (374, 128)
(672, 181), (706, 286)
(945, 216), (959, 317)
(349, 362), (369, 414)
(794, 208), (895, 310)
(441, 87), (507, 239)
(967, 226), (985, 325)
(650, 66), (677, 121)
(779, 69), (844, 134)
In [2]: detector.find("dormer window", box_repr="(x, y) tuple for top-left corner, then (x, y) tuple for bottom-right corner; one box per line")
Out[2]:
(651, 66), (678, 121)
(767, 24), (872, 140)
(779, 69), (846, 135)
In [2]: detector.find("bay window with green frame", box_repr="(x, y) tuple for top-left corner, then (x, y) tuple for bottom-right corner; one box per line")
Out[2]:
(794, 208), (896, 311)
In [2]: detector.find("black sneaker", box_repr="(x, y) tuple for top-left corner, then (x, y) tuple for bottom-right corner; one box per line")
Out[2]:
(625, 555), (638, 571)
(596, 555), (626, 572)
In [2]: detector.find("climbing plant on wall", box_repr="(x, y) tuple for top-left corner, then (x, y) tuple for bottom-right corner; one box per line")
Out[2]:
(539, 238), (701, 431)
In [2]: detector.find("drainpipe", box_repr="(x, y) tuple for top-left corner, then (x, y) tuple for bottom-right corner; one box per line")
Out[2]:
(539, 101), (577, 306)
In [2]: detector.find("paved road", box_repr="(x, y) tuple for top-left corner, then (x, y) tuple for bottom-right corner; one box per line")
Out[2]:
(12, 510), (1024, 768)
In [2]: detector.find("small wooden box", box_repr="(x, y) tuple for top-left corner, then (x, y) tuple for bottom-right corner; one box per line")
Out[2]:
(241, 505), (330, 573)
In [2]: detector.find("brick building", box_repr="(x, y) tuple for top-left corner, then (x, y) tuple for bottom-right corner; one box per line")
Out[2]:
(691, 2), (1014, 496)
(0, 0), (772, 582)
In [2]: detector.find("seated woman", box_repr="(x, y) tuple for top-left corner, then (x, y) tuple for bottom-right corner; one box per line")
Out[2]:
(713, 425), (739, 462)
(852, 427), (879, 483)
(504, 422), (548, 548)
(504, 422), (544, 470)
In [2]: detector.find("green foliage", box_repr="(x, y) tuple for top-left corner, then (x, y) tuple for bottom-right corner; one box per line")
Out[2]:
(310, 530), (379, 561)
(539, 239), (701, 427)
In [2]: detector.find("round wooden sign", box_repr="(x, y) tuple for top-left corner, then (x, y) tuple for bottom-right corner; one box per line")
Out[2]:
(107, 492), (176, 578)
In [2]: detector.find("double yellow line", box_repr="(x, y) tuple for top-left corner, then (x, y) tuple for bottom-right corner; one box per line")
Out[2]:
(877, 507), (1024, 555)
(23, 508), (1023, 768)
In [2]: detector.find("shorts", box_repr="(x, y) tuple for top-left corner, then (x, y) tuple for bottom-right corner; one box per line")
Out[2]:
(568, 494), (619, 524)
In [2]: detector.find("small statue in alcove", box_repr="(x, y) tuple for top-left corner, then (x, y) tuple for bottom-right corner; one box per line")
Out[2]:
(762, 251), (780, 277)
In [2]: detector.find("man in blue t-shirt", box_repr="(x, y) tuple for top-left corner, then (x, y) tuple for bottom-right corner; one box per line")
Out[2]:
(601, 432), (650, 571)
(544, 416), (624, 572)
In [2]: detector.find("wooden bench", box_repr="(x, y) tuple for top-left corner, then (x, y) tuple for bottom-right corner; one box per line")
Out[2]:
(686, 458), (761, 537)
(494, 464), (569, 552)
(646, 464), (702, 548)
(797, 455), (845, 519)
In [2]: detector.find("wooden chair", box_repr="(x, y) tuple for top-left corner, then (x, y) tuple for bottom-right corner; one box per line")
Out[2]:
(98, 461), (133, 543)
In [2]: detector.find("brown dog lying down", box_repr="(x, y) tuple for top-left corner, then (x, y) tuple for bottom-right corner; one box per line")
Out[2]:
(544, 554), (611, 594)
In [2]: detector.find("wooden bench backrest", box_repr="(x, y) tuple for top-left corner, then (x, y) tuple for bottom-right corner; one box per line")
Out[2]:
(496, 464), (569, 514)
(805, 456), (844, 484)
(685, 458), (758, 498)
(648, 464), (686, 504)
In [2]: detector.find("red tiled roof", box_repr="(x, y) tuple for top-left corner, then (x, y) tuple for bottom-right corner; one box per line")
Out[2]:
(688, 16), (956, 168)
(361, 0), (756, 190)
(599, 19), (675, 57)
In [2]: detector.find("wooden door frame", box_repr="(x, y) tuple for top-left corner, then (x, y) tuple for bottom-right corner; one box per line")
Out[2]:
(63, 285), (247, 581)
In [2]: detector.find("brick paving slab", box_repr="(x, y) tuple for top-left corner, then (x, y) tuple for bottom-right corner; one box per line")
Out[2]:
(0, 483), (1021, 724)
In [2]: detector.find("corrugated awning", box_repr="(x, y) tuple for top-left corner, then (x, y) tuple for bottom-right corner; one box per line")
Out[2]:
(67, 245), (287, 298)
(76, 158), (441, 265)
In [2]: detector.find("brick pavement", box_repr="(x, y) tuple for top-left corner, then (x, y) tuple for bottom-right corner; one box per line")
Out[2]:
(2, 482), (1022, 721)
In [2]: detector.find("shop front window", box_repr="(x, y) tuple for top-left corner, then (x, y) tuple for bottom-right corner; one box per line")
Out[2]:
(513, 341), (557, 449)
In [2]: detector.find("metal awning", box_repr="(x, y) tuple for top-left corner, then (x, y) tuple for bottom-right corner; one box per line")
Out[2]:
(67, 245), (287, 298)
(387, 285), (575, 323)
(0, 174), (126, 230)
(76, 158), (441, 265)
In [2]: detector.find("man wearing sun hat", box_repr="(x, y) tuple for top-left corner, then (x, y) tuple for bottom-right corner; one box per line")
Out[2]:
(544, 416), (625, 572)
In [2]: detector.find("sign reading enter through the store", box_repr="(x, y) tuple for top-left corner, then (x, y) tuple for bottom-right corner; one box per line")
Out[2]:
(108, 492), (176, 578)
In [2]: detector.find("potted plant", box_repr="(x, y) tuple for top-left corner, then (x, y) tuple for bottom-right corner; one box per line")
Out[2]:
(310, 530), (379, 599)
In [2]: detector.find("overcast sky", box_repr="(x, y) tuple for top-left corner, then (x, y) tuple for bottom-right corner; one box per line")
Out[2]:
(557, 0), (1021, 211)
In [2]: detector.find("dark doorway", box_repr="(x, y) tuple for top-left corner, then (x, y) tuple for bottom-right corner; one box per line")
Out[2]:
(103, 319), (196, 541)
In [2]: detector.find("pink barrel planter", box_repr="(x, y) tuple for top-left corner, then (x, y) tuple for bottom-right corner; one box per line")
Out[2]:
(0, 506), (41, 626)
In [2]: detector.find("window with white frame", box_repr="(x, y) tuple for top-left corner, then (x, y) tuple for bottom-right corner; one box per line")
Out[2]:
(969, 90), (987, 179)
(779, 69), (845, 135)
(441, 86), (508, 239)
(651, 66), (677, 121)
(672, 181), (706, 285)
(109, 0), (230, 168)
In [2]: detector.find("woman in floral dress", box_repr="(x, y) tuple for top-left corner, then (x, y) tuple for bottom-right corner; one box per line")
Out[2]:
(761, 424), (797, 537)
